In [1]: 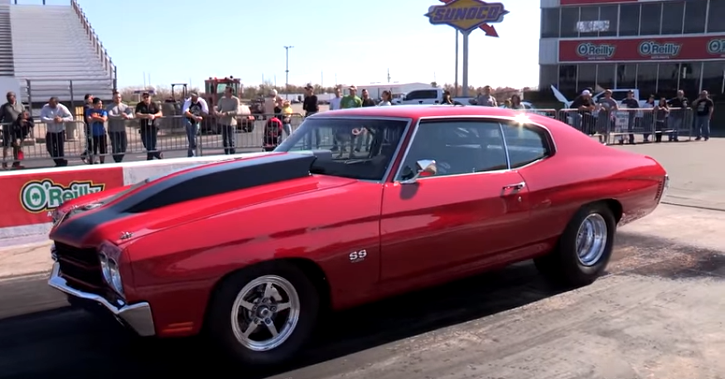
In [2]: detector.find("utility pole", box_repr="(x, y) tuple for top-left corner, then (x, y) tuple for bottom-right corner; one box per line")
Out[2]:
(284, 45), (294, 100)
(387, 68), (391, 83)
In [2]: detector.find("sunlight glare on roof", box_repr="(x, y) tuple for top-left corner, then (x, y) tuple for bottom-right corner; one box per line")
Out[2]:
(513, 113), (530, 124)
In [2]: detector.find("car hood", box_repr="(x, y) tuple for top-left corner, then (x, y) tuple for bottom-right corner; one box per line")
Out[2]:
(50, 152), (353, 247)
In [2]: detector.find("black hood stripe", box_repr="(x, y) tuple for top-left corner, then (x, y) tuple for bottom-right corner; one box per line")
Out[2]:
(51, 153), (316, 245)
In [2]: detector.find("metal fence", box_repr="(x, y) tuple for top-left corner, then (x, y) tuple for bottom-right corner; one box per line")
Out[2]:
(0, 113), (304, 166)
(510, 107), (697, 144)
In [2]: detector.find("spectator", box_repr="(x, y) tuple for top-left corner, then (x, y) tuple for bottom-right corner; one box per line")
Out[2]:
(475, 85), (497, 107)
(80, 94), (94, 163)
(214, 86), (240, 155)
(329, 88), (343, 110)
(654, 97), (669, 143)
(341, 86), (362, 108)
(621, 90), (639, 144)
(597, 89), (618, 144)
(692, 90), (714, 141)
(0, 91), (25, 169)
(569, 90), (595, 138)
(281, 100), (293, 139)
(666, 90), (687, 142)
(441, 90), (453, 105)
(8, 110), (33, 169)
(361, 89), (375, 107)
(510, 94), (525, 110)
(135, 92), (163, 160)
(182, 91), (208, 157)
(106, 92), (132, 163)
(264, 89), (283, 119)
(263, 116), (284, 152)
(85, 97), (108, 164)
(302, 84), (319, 116)
(379, 90), (393, 106)
(641, 94), (656, 143)
(40, 97), (73, 167)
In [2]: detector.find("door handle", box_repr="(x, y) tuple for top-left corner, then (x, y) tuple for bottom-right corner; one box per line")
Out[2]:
(502, 182), (525, 191)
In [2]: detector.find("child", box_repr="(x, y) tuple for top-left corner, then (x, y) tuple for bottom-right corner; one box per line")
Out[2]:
(85, 98), (108, 164)
(281, 100), (293, 139)
(8, 111), (33, 169)
(263, 116), (284, 152)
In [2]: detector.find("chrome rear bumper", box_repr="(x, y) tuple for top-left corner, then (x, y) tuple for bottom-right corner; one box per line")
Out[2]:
(48, 262), (156, 336)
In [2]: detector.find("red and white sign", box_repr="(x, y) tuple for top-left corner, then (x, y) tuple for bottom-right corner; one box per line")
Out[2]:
(559, 35), (725, 62)
(0, 167), (124, 228)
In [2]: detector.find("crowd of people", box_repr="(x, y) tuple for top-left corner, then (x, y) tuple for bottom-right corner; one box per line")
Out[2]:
(567, 88), (715, 145)
(0, 84), (717, 169)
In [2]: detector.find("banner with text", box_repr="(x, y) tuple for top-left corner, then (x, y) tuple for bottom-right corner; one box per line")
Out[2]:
(0, 167), (125, 228)
(559, 35), (725, 62)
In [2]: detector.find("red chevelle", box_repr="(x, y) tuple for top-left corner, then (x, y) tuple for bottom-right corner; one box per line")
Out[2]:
(48, 105), (668, 365)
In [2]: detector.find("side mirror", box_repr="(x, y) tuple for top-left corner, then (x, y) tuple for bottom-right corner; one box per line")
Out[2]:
(400, 159), (437, 184)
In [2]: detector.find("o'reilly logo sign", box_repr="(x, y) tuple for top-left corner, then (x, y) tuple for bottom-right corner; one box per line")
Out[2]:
(20, 180), (105, 213)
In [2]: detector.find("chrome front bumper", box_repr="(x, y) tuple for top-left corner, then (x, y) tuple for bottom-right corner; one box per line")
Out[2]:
(47, 262), (156, 337)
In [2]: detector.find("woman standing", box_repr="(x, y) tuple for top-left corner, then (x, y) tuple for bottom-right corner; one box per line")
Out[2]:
(640, 95), (655, 143)
(654, 97), (669, 143)
(441, 90), (454, 105)
(510, 95), (525, 110)
(379, 90), (393, 106)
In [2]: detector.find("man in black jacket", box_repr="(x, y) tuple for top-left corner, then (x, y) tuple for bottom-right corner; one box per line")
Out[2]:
(666, 90), (687, 142)
(80, 94), (94, 163)
(302, 84), (318, 117)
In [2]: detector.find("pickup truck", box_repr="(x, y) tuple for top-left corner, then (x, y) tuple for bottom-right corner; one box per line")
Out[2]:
(396, 88), (473, 105)
(551, 85), (646, 108)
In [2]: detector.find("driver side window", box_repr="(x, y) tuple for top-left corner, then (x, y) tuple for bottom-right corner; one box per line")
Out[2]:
(398, 120), (508, 180)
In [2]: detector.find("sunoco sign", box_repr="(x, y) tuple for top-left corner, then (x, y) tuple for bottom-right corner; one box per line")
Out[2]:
(638, 41), (681, 58)
(576, 43), (616, 60)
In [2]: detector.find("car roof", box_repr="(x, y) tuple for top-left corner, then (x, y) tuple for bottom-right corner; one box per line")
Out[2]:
(313, 105), (532, 119)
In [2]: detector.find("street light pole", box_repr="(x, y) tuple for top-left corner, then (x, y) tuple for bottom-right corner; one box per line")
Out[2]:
(284, 45), (294, 100)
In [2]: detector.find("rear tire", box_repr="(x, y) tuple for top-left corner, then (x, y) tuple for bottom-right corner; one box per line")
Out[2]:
(534, 203), (616, 287)
(207, 261), (319, 366)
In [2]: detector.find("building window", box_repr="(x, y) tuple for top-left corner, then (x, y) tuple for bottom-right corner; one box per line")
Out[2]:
(679, 62), (702, 97)
(598, 5), (618, 37)
(619, 3), (640, 36)
(559, 65), (578, 96)
(640, 3), (662, 35)
(561, 6), (580, 38)
(578, 6), (600, 38)
(540, 65), (559, 89)
(708, 0), (725, 33)
(577, 64), (597, 93)
(683, 0), (707, 34)
(637, 64), (659, 98)
(617, 64), (637, 88)
(658, 63), (681, 98)
(661, 1), (685, 34)
(597, 64), (616, 90)
(541, 8), (560, 38)
(702, 61), (725, 95)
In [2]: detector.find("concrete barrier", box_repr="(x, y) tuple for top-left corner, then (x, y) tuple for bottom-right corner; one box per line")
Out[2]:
(0, 152), (269, 240)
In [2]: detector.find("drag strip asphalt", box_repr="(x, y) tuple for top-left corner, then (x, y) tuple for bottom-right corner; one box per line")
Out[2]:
(1, 226), (724, 379)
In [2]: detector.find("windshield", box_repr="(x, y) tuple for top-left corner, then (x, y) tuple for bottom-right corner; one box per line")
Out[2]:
(275, 118), (409, 181)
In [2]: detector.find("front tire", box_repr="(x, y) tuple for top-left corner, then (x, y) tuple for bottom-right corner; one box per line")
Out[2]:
(534, 203), (616, 287)
(207, 262), (319, 366)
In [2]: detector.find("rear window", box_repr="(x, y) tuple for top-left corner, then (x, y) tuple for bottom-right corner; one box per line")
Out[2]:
(276, 118), (408, 181)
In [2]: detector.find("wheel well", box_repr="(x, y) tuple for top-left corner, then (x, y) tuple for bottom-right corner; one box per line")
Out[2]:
(595, 199), (623, 223)
(204, 258), (332, 330)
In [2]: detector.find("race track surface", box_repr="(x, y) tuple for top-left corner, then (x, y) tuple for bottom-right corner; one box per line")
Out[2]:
(1, 229), (724, 379)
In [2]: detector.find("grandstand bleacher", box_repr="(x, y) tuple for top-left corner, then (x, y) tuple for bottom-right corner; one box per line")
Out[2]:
(1, 0), (115, 106)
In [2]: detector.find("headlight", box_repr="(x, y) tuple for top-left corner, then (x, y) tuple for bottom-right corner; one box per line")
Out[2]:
(98, 243), (124, 297)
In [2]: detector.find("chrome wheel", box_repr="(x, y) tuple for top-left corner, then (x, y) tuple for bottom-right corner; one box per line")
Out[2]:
(575, 213), (608, 266)
(230, 275), (300, 352)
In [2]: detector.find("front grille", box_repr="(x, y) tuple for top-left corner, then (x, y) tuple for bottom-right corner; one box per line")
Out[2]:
(54, 242), (104, 292)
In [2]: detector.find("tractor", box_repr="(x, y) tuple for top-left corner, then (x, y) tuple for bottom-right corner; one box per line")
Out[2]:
(202, 76), (255, 134)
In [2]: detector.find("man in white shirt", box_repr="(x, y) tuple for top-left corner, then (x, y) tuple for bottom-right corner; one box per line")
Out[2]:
(182, 92), (209, 157)
(40, 96), (74, 166)
(329, 88), (343, 110)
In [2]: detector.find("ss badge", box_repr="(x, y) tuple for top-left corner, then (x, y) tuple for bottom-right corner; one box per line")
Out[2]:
(349, 250), (367, 263)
